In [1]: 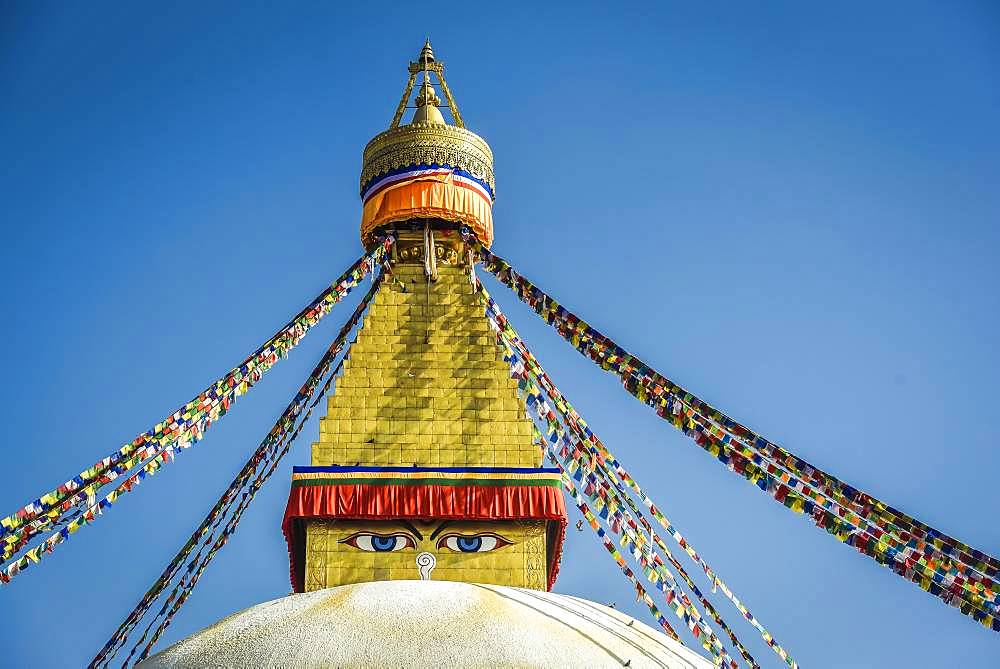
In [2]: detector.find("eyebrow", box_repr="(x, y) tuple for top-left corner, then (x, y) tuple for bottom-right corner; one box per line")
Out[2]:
(429, 520), (455, 541)
(396, 520), (424, 540)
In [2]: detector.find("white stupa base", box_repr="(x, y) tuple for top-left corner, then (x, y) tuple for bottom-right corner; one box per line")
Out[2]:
(139, 580), (713, 668)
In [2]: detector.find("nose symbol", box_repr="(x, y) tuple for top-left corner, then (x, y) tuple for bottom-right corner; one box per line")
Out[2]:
(416, 551), (436, 580)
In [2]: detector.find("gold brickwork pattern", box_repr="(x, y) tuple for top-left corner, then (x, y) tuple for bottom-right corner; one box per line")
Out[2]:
(310, 263), (540, 468)
(305, 520), (548, 591)
(302, 262), (549, 591)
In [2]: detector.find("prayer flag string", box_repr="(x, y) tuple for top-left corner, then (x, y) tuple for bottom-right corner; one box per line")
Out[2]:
(550, 452), (685, 641)
(92, 259), (387, 668)
(133, 277), (381, 666)
(479, 282), (743, 666)
(467, 233), (1000, 631)
(492, 312), (794, 666)
(556, 440), (763, 668)
(479, 279), (789, 668)
(0, 239), (391, 579)
(0, 240), (389, 552)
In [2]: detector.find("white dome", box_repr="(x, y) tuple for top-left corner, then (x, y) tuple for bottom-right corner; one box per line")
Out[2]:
(139, 580), (712, 668)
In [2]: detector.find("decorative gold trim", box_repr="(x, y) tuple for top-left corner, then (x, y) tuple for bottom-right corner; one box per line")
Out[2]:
(361, 123), (495, 196)
(392, 230), (466, 266)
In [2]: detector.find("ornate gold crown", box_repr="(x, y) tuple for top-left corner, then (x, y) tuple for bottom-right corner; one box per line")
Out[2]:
(359, 41), (496, 249)
(360, 123), (495, 198)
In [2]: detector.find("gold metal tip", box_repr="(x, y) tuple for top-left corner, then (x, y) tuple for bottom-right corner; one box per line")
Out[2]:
(419, 39), (435, 64)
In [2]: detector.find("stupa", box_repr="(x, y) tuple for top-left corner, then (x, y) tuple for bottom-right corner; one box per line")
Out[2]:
(139, 42), (714, 668)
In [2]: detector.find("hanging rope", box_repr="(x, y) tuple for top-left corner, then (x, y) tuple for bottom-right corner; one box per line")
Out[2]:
(92, 259), (387, 668)
(480, 285), (772, 667)
(467, 233), (1000, 631)
(0, 239), (392, 585)
(480, 281), (794, 667)
(551, 448), (684, 644)
(479, 285), (722, 650)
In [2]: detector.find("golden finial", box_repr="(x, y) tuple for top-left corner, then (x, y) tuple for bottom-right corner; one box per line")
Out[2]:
(419, 38), (435, 64)
(412, 40), (444, 125)
(389, 40), (465, 129)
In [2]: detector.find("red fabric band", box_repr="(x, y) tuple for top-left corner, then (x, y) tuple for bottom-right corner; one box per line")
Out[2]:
(282, 482), (567, 593)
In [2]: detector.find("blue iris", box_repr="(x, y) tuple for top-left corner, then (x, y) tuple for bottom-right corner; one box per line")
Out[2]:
(456, 536), (482, 552)
(371, 535), (398, 552)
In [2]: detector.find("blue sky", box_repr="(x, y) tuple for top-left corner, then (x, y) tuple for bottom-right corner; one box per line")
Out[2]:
(1, 2), (998, 666)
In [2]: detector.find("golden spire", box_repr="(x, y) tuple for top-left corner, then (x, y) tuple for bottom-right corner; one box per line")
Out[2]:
(418, 37), (434, 63)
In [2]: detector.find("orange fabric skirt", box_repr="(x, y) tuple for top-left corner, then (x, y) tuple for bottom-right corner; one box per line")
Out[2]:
(360, 175), (494, 247)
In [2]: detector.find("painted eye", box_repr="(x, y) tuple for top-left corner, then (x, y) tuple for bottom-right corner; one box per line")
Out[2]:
(341, 533), (415, 552)
(437, 533), (511, 553)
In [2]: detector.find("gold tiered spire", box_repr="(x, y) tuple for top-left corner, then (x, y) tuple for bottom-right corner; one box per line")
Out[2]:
(282, 42), (565, 596)
(298, 260), (554, 591)
(312, 263), (538, 471)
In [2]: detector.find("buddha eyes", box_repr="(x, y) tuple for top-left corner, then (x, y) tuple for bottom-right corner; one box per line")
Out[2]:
(437, 533), (511, 553)
(341, 533), (416, 552)
(339, 531), (511, 553)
